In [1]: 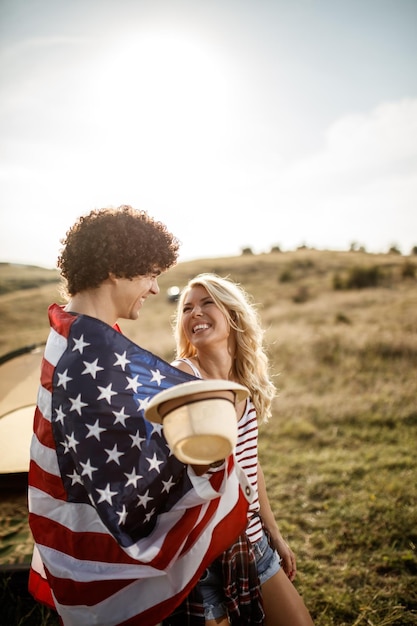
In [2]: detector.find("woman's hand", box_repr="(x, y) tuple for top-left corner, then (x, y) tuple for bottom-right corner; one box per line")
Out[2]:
(257, 462), (297, 581)
(269, 530), (297, 581)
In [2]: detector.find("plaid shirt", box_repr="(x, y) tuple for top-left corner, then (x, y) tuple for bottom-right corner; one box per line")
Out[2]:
(163, 530), (265, 625)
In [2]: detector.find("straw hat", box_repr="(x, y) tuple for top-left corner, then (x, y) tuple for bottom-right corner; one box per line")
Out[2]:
(145, 379), (249, 465)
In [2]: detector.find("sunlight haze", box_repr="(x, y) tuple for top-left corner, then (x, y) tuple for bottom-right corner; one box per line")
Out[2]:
(0, 0), (416, 268)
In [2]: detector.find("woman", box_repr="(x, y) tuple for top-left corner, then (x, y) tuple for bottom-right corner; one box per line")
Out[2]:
(171, 273), (314, 626)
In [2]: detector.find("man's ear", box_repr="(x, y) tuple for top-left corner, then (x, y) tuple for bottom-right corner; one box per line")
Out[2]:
(107, 272), (118, 284)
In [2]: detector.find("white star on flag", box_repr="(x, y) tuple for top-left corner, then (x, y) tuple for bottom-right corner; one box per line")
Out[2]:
(96, 483), (118, 504)
(67, 470), (83, 486)
(116, 504), (128, 526)
(145, 508), (156, 523)
(66, 432), (79, 452)
(125, 374), (142, 393)
(112, 406), (130, 427)
(114, 351), (130, 371)
(55, 405), (66, 425)
(137, 397), (150, 412)
(60, 439), (70, 454)
(150, 422), (163, 436)
(79, 458), (98, 480)
(150, 369), (166, 386)
(147, 453), (163, 473)
(82, 359), (104, 379)
(104, 443), (124, 465)
(57, 369), (72, 389)
(136, 489), (153, 509)
(129, 430), (146, 449)
(69, 393), (88, 415)
(97, 383), (118, 404)
(85, 419), (106, 441)
(162, 476), (176, 493)
(124, 468), (143, 488)
(72, 334), (90, 354)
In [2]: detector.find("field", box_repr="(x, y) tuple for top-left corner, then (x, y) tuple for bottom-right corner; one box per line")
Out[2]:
(0, 250), (416, 625)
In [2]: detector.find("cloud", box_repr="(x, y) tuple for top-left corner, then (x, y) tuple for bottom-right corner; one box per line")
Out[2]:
(230, 98), (417, 254)
(282, 98), (417, 189)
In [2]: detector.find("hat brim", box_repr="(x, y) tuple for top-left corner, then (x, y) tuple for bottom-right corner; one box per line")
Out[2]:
(145, 379), (249, 424)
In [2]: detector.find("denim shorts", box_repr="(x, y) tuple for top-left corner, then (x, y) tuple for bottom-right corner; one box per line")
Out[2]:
(198, 530), (281, 620)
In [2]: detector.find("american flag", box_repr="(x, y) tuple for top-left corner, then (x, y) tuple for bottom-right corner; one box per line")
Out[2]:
(28, 304), (253, 625)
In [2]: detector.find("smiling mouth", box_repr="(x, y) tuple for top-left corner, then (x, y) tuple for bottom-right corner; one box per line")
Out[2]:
(193, 323), (210, 333)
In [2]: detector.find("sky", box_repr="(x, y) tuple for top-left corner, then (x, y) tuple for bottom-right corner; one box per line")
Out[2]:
(0, 0), (416, 269)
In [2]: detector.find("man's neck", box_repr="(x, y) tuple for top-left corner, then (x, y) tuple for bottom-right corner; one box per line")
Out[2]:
(64, 286), (117, 327)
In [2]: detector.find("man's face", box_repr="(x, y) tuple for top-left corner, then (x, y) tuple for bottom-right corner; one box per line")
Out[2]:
(115, 273), (160, 321)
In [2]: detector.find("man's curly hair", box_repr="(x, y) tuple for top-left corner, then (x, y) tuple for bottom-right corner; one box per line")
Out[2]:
(57, 205), (180, 296)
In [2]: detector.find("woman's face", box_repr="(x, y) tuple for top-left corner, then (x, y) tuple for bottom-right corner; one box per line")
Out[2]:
(181, 285), (231, 350)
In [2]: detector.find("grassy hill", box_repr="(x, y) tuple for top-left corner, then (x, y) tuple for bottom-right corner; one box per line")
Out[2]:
(0, 250), (416, 625)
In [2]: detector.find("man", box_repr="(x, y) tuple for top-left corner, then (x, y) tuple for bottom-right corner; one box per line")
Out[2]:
(28, 206), (252, 625)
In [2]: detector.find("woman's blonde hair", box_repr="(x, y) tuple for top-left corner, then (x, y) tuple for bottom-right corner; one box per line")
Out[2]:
(173, 273), (276, 422)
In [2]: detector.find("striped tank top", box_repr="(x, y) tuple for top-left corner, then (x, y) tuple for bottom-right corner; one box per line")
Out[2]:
(176, 358), (263, 543)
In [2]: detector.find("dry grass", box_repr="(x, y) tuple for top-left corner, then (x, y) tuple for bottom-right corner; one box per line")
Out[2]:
(0, 250), (416, 625)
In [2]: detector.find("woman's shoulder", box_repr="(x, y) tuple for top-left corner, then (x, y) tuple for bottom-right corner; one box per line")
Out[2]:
(238, 398), (257, 426)
(171, 357), (202, 378)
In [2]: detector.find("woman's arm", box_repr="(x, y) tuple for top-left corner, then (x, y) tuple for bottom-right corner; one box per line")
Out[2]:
(257, 462), (297, 581)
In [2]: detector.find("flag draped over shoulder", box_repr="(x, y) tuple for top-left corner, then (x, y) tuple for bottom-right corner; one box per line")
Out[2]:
(28, 304), (253, 626)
